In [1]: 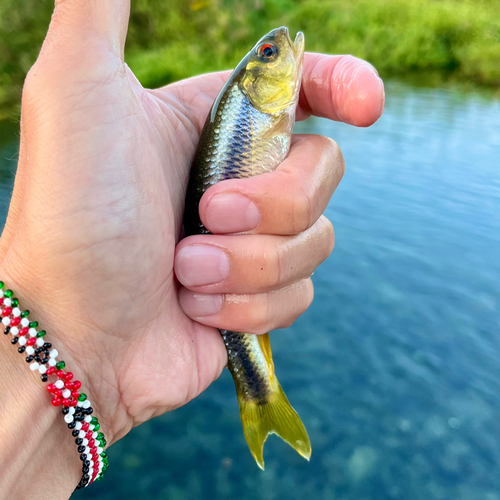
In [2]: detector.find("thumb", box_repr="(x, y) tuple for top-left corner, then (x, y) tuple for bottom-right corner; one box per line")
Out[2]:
(44, 0), (130, 62)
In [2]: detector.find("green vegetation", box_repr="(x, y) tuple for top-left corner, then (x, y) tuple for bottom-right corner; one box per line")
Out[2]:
(1, 0), (499, 118)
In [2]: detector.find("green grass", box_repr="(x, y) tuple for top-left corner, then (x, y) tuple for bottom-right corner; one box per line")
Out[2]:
(1, 0), (499, 118)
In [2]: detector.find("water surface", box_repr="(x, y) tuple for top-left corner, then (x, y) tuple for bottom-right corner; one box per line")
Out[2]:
(1, 82), (499, 500)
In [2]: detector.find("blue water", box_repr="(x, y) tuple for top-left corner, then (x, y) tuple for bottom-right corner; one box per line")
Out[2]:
(1, 82), (499, 499)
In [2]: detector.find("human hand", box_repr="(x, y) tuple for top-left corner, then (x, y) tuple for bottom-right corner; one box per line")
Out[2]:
(0, 0), (384, 493)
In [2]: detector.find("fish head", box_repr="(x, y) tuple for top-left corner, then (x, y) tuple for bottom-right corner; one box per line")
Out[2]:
(239, 27), (304, 114)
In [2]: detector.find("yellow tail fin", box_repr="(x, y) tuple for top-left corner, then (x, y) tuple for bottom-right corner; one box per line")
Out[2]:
(237, 380), (312, 469)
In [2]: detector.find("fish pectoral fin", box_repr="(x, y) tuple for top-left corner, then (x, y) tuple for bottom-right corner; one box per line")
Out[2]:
(237, 381), (312, 470)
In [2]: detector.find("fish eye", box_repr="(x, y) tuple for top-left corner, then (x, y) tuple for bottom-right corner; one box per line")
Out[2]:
(258, 43), (278, 61)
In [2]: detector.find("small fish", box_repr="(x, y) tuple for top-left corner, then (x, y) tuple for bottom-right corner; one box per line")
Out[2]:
(184, 27), (310, 469)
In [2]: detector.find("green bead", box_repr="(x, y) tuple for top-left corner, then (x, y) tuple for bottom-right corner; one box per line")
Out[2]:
(36, 330), (46, 338)
(94, 423), (100, 431)
(21, 310), (30, 318)
(11, 298), (19, 307)
(0, 281), (4, 289)
(77, 393), (87, 401)
(4, 289), (13, 298)
(102, 457), (109, 465)
(90, 416), (98, 425)
(100, 451), (108, 459)
(29, 321), (38, 328)
(97, 432), (104, 440)
(55, 361), (65, 370)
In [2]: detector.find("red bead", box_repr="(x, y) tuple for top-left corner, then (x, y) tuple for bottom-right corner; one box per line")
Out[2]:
(73, 380), (82, 390)
(0, 298), (3, 305)
(46, 366), (55, 375)
(71, 390), (80, 399)
(86, 431), (93, 439)
(92, 454), (99, 463)
(2, 307), (12, 316)
(82, 422), (89, 431)
(69, 399), (78, 407)
(88, 438), (95, 448)
(51, 397), (61, 406)
(10, 317), (20, 326)
(19, 327), (29, 336)
(62, 398), (70, 407)
(90, 446), (97, 455)
(46, 384), (56, 393)
(26, 337), (36, 346)
(56, 370), (65, 378)
(65, 381), (74, 390)
(65, 372), (73, 381)
(54, 389), (62, 397)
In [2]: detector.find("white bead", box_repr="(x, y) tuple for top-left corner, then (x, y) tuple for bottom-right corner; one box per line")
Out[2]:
(0, 290), (4, 298)
(75, 422), (83, 430)
(26, 346), (35, 355)
(78, 430), (86, 439)
(18, 336), (26, 346)
(2, 317), (10, 326)
(3, 298), (12, 307)
(89, 424), (95, 431)
(36, 338), (44, 346)
(69, 407), (75, 415)
(82, 438), (89, 446)
(84, 446), (90, 454)
(10, 326), (18, 335)
(97, 447), (103, 454)
(20, 318), (29, 327)
(28, 328), (37, 337)
(82, 400), (91, 409)
(89, 460), (94, 469)
(92, 432), (98, 439)
(55, 380), (64, 389)
(84, 416), (92, 423)
(49, 349), (58, 358)
(48, 358), (56, 367)
(12, 307), (21, 317)
(38, 365), (47, 374)
(64, 414), (74, 424)
(29, 362), (40, 371)
(77, 401), (84, 407)
(62, 389), (71, 398)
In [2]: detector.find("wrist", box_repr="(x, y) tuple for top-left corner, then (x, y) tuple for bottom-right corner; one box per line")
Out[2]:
(0, 329), (81, 499)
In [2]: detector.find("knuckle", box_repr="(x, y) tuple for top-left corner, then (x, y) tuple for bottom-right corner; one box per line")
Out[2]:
(318, 216), (335, 259)
(291, 188), (313, 234)
(323, 137), (345, 179)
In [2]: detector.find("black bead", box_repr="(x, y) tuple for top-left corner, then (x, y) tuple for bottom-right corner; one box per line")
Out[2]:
(62, 407), (70, 415)
(26, 355), (34, 363)
(79, 453), (86, 461)
(75, 437), (83, 445)
(43, 349), (49, 355)
(18, 346), (26, 354)
(72, 429), (80, 437)
(4, 326), (10, 335)
(34, 355), (41, 362)
(82, 466), (90, 473)
(68, 421), (76, 429)
(41, 357), (48, 364)
(75, 414), (85, 422)
(78, 445), (86, 453)
(11, 337), (19, 345)
(35, 347), (43, 354)
(41, 374), (48, 382)
(82, 474), (90, 481)
(43, 342), (52, 349)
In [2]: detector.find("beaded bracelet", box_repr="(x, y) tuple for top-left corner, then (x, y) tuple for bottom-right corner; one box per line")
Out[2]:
(0, 281), (109, 488)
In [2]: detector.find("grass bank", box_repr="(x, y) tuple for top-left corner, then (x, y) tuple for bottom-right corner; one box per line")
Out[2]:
(1, 0), (499, 118)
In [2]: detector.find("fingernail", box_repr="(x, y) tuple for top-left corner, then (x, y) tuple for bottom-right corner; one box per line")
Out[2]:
(176, 245), (230, 286)
(179, 290), (223, 317)
(206, 194), (260, 233)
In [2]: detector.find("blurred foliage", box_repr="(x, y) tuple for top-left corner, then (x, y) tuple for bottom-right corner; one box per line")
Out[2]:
(0, 0), (499, 118)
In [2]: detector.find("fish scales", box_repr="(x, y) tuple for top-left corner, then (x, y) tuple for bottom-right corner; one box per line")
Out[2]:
(183, 27), (311, 469)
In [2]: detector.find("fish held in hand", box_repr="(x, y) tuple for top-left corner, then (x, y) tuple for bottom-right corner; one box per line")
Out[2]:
(183, 27), (310, 469)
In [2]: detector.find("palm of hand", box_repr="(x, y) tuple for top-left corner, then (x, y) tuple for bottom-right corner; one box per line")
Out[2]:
(2, 56), (228, 442)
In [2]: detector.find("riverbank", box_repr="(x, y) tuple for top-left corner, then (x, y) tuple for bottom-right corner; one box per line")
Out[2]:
(1, 0), (499, 119)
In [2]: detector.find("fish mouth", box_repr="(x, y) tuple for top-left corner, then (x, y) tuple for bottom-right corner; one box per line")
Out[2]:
(268, 27), (305, 59)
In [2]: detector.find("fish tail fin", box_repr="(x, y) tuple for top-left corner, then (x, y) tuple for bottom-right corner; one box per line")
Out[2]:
(236, 334), (311, 470)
